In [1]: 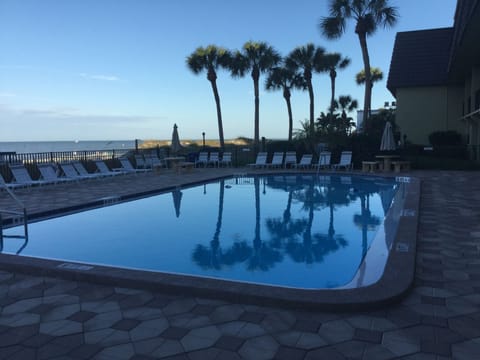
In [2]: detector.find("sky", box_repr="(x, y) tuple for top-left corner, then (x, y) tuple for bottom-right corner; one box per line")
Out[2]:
(0, 0), (457, 142)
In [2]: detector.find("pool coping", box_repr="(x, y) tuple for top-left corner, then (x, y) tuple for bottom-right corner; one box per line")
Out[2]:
(0, 171), (420, 311)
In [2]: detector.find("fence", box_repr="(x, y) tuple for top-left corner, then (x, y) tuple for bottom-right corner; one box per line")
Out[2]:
(0, 148), (134, 165)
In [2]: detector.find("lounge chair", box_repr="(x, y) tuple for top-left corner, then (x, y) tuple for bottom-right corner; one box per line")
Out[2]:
(94, 160), (124, 176)
(218, 152), (232, 167)
(144, 154), (165, 170)
(8, 163), (50, 186)
(332, 151), (353, 171)
(195, 152), (208, 167)
(72, 161), (104, 179)
(313, 151), (331, 170)
(247, 152), (267, 168)
(59, 162), (98, 180)
(134, 154), (148, 169)
(266, 152), (284, 168)
(0, 172), (26, 190)
(113, 158), (150, 173)
(37, 163), (75, 184)
(207, 152), (219, 167)
(294, 154), (313, 169)
(284, 152), (297, 168)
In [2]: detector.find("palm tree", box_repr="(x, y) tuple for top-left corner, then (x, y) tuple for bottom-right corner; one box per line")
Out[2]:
(320, 0), (398, 129)
(356, 67), (383, 87)
(286, 44), (326, 137)
(336, 95), (358, 134)
(229, 41), (281, 151)
(265, 66), (305, 141)
(186, 45), (232, 150)
(323, 53), (351, 113)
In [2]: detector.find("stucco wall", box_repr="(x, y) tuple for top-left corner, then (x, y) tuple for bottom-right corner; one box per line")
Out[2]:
(396, 86), (449, 145)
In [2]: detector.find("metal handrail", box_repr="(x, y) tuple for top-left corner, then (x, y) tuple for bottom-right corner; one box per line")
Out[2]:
(0, 185), (28, 252)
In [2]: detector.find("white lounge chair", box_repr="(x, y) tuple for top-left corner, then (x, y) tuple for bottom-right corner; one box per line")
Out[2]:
(207, 152), (219, 167)
(37, 163), (75, 184)
(284, 152), (297, 168)
(332, 151), (353, 171)
(113, 158), (150, 173)
(266, 152), (284, 168)
(9, 163), (51, 186)
(59, 162), (98, 180)
(94, 160), (124, 176)
(144, 154), (165, 170)
(134, 154), (148, 169)
(294, 154), (313, 169)
(195, 152), (208, 167)
(313, 151), (331, 170)
(247, 152), (267, 168)
(72, 161), (104, 179)
(218, 152), (232, 167)
(0, 172), (26, 190)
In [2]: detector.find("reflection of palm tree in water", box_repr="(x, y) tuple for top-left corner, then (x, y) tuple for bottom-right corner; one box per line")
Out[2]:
(192, 180), (251, 269)
(286, 179), (348, 264)
(266, 190), (306, 249)
(353, 193), (381, 259)
(248, 177), (282, 271)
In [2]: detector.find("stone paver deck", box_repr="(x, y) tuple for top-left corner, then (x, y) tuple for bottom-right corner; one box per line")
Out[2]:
(1, 168), (480, 359)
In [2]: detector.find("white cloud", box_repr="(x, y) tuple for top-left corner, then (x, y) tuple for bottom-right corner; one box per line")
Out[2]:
(79, 73), (121, 81)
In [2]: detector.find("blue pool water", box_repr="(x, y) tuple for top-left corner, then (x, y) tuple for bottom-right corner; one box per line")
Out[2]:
(2, 174), (401, 289)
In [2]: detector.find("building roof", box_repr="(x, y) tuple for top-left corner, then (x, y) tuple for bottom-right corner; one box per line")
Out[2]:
(387, 28), (453, 96)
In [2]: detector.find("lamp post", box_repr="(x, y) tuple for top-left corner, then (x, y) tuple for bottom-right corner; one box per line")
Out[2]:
(202, 132), (205, 149)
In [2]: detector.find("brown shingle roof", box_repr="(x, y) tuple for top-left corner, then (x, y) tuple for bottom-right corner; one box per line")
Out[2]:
(387, 28), (453, 96)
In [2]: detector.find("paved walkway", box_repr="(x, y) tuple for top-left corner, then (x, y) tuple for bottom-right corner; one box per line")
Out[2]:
(1, 169), (480, 359)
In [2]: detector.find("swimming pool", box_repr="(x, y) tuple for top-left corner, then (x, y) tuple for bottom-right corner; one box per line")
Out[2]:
(2, 174), (405, 292)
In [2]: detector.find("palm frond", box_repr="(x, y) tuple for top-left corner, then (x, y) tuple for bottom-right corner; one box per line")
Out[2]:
(319, 16), (346, 39)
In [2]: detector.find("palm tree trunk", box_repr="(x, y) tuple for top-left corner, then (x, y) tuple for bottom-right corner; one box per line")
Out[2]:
(357, 32), (372, 131)
(212, 179), (225, 244)
(210, 80), (225, 150)
(329, 70), (336, 114)
(283, 88), (293, 142)
(252, 74), (260, 152)
(307, 81), (315, 136)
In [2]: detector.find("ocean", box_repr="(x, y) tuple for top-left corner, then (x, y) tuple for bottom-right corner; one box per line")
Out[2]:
(0, 140), (137, 154)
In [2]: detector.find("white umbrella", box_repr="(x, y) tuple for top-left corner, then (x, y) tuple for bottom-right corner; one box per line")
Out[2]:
(170, 124), (183, 154)
(172, 189), (183, 218)
(380, 121), (396, 151)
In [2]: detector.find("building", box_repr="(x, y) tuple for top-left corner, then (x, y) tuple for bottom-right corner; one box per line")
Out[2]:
(387, 0), (480, 159)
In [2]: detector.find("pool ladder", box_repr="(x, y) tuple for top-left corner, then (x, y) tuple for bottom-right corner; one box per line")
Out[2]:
(0, 186), (28, 254)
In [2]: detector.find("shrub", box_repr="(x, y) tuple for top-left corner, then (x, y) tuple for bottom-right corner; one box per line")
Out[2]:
(428, 130), (462, 146)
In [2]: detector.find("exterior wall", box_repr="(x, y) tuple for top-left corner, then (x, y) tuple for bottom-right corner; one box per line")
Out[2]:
(447, 85), (465, 134)
(471, 66), (480, 111)
(395, 86), (449, 145)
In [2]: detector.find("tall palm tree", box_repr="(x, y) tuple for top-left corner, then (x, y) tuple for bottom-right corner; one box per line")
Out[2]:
(186, 45), (232, 150)
(286, 43), (326, 136)
(320, 0), (398, 129)
(323, 53), (351, 113)
(229, 41), (281, 151)
(265, 66), (305, 141)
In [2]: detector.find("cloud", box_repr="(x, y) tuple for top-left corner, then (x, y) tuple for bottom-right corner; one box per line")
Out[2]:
(79, 73), (121, 81)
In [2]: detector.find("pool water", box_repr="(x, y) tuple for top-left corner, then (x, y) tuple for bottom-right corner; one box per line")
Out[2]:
(2, 174), (400, 289)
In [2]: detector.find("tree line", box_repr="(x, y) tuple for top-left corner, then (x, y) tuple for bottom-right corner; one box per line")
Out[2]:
(186, 0), (398, 151)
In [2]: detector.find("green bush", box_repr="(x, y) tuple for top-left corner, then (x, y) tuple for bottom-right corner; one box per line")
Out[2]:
(428, 130), (462, 146)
